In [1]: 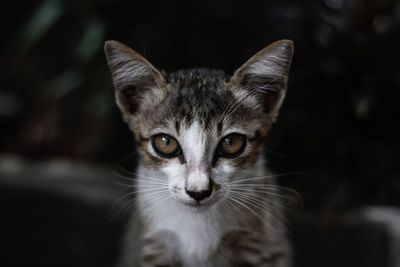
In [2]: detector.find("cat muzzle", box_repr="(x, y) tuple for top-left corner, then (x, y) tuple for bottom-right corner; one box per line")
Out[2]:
(185, 181), (213, 202)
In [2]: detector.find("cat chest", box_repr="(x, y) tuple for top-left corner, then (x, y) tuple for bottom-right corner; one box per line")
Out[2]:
(152, 212), (225, 262)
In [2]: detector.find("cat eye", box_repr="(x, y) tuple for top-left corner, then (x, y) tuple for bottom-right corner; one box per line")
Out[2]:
(217, 133), (246, 158)
(152, 134), (182, 158)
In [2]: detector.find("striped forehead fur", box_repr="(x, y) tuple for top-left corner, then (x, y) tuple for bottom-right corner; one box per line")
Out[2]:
(167, 69), (231, 127)
(132, 69), (269, 140)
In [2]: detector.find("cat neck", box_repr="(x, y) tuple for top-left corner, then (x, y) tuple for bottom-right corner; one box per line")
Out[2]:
(136, 157), (269, 261)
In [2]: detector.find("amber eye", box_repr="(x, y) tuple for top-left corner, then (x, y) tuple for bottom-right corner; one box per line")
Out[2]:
(152, 134), (181, 158)
(217, 133), (246, 158)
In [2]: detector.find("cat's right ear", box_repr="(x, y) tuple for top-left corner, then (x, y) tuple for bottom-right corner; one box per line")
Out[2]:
(104, 40), (166, 118)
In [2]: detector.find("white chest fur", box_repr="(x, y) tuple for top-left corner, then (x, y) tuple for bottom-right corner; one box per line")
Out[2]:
(137, 160), (267, 266)
(143, 197), (226, 264)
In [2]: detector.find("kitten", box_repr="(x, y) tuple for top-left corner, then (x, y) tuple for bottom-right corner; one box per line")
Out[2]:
(104, 39), (294, 267)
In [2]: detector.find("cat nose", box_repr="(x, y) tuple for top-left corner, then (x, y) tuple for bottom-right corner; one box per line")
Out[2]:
(185, 188), (212, 202)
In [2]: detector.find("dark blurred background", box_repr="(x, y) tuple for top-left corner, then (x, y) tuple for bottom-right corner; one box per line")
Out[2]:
(1, 0), (400, 266)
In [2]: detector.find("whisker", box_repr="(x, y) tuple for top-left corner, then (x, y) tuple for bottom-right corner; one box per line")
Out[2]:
(134, 180), (169, 186)
(222, 87), (261, 125)
(164, 100), (174, 119)
(229, 184), (298, 193)
(113, 173), (169, 189)
(230, 172), (296, 184)
(132, 190), (173, 219)
(116, 180), (169, 189)
(223, 83), (264, 119)
(113, 188), (168, 210)
(131, 188), (170, 195)
(229, 192), (286, 232)
(111, 164), (140, 178)
(224, 197), (252, 234)
(121, 173), (167, 183)
(229, 190), (296, 224)
(113, 168), (167, 181)
(229, 185), (287, 191)
(229, 189), (288, 210)
(222, 77), (278, 125)
(220, 87), (252, 124)
(229, 187), (300, 201)
(109, 191), (137, 221)
(227, 193), (267, 226)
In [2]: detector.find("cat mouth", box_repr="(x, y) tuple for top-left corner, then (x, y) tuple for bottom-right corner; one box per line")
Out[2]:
(177, 190), (222, 209)
(180, 198), (216, 210)
(184, 201), (205, 207)
(182, 202), (210, 212)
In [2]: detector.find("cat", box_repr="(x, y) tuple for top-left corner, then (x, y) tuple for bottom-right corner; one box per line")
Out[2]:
(104, 39), (294, 267)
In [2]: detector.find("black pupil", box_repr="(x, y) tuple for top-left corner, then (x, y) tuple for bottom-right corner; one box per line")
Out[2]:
(224, 136), (233, 146)
(162, 136), (170, 146)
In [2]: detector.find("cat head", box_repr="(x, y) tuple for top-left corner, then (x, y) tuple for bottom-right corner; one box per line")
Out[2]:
(105, 40), (293, 209)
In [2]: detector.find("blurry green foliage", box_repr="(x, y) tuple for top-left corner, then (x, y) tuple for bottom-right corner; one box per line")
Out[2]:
(20, 0), (64, 53)
(0, 0), (400, 210)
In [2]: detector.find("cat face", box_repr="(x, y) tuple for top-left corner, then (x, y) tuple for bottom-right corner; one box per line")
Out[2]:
(105, 40), (293, 209)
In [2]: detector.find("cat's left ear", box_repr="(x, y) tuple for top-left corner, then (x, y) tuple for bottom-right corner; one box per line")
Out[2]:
(229, 40), (294, 122)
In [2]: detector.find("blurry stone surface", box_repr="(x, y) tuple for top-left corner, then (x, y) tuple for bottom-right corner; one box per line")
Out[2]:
(0, 158), (399, 267)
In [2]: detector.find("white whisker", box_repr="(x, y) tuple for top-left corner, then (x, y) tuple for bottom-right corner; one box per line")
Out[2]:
(229, 191), (285, 232)
(222, 77), (278, 125)
(224, 197), (252, 234)
(229, 187), (300, 201)
(227, 193), (266, 225)
(230, 172), (295, 184)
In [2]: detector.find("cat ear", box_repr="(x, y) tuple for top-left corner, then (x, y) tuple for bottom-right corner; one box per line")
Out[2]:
(104, 40), (166, 118)
(229, 40), (294, 122)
